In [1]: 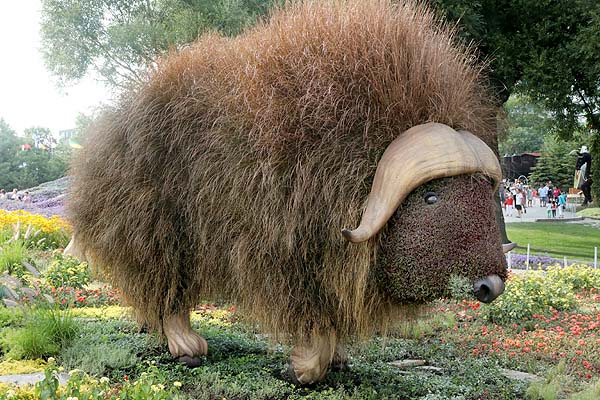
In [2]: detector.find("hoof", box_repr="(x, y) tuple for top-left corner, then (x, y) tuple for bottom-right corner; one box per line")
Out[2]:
(167, 329), (208, 358)
(177, 355), (203, 368)
(164, 313), (208, 359)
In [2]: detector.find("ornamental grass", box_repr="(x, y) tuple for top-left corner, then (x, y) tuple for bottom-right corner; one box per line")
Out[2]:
(0, 210), (70, 250)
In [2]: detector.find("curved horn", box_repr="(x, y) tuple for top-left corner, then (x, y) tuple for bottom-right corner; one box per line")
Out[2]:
(342, 122), (501, 243)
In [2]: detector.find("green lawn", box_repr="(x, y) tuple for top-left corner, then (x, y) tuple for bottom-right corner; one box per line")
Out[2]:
(577, 207), (600, 218)
(506, 222), (600, 262)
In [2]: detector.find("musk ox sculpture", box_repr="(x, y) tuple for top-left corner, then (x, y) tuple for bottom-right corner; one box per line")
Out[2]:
(66, 0), (509, 384)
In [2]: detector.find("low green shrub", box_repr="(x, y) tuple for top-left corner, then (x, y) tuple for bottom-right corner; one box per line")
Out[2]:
(576, 207), (600, 218)
(546, 265), (600, 292)
(0, 306), (23, 327)
(44, 253), (90, 289)
(59, 319), (163, 379)
(1, 306), (78, 360)
(34, 361), (183, 399)
(0, 240), (30, 277)
(2, 326), (58, 360)
(525, 361), (570, 400)
(61, 343), (139, 377)
(483, 272), (578, 324)
(570, 379), (600, 400)
(447, 274), (474, 300)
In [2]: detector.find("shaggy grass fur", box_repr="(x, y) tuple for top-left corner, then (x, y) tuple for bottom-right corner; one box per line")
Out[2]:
(68, 0), (500, 342)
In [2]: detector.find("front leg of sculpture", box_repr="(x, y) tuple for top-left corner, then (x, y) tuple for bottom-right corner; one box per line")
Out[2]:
(63, 234), (87, 262)
(163, 312), (208, 367)
(289, 330), (337, 385)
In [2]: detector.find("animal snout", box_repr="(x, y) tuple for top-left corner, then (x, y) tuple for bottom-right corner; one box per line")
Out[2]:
(473, 275), (505, 303)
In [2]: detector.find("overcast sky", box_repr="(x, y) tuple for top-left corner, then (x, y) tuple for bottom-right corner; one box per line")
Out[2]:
(0, 1), (112, 136)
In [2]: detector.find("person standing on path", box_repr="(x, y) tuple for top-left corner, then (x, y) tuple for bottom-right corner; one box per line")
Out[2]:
(504, 192), (514, 217)
(515, 189), (524, 218)
(557, 190), (567, 218)
(539, 184), (549, 207)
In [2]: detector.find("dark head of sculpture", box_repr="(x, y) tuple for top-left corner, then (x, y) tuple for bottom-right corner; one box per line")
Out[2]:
(343, 123), (507, 304)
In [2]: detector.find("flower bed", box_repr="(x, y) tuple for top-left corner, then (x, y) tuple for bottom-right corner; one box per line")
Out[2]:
(436, 283), (600, 380)
(0, 210), (70, 250)
(50, 285), (121, 308)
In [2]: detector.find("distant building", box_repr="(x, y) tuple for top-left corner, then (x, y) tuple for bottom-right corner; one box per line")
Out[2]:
(502, 152), (541, 180)
(59, 129), (76, 143)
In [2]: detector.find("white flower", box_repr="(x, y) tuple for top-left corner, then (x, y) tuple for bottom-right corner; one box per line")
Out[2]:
(100, 376), (110, 383)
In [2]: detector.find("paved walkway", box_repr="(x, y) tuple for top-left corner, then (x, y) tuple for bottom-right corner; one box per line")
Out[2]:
(503, 202), (580, 223)
(0, 372), (70, 386)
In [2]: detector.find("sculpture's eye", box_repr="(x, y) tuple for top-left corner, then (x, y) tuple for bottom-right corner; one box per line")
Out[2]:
(424, 192), (438, 205)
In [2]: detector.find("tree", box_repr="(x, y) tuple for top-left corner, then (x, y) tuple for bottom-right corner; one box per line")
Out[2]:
(40, 0), (275, 89)
(528, 138), (579, 192)
(0, 120), (69, 190)
(499, 95), (553, 156)
(432, 0), (600, 202)
(0, 119), (21, 190)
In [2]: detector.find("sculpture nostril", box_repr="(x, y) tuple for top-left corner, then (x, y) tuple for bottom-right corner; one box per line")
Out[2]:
(473, 275), (505, 304)
(474, 283), (491, 303)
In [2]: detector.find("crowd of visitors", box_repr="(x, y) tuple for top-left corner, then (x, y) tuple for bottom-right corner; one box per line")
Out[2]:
(500, 180), (568, 219)
(0, 188), (31, 203)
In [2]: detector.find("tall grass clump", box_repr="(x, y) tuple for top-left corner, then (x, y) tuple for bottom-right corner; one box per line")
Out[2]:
(0, 240), (29, 275)
(2, 305), (78, 359)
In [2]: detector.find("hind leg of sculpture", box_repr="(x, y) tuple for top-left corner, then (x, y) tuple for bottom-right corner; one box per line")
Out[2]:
(289, 330), (336, 385)
(163, 311), (207, 367)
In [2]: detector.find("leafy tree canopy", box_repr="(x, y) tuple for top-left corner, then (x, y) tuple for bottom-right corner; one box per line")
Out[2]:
(0, 120), (68, 190)
(528, 137), (581, 192)
(40, 0), (275, 89)
(433, 0), (600, 199)
(499, 95), (553, 156)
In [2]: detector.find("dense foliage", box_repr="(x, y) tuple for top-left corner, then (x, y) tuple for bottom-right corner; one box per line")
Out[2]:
(0, 120), (69, 191)
(432, 0), (600, 201)
(40, 0), (276, 89)
(0, 209), (599, 398)
(499, 95), (553, 156)
(39, 0), (600, 201)
(528, 138), (580, 191)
